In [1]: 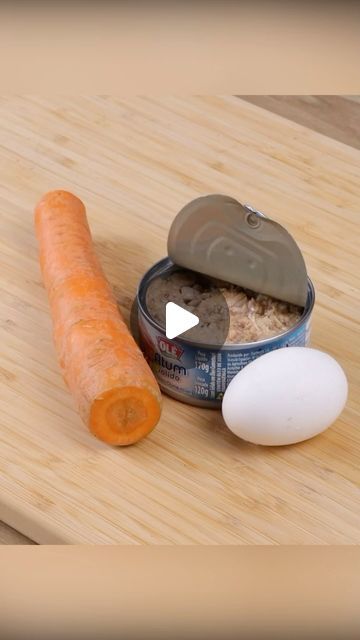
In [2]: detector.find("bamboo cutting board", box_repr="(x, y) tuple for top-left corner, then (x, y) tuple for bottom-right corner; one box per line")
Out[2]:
(0, 96), (359, 544)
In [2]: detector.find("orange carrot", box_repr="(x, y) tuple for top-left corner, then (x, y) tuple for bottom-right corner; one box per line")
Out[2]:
(35, 190), (162, 445)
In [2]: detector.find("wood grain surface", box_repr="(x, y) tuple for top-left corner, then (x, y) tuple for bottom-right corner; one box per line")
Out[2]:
(0, 521), (33, 545)
(0, 96), (359, 544)
(241, 96), (360, 150)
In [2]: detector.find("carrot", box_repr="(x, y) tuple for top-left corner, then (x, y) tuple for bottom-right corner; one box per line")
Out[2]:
(35, 190), (162, 445)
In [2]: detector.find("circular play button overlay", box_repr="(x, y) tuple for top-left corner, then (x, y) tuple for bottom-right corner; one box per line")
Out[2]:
(165, 302), (199, 340)
(143, 266), (230, 348)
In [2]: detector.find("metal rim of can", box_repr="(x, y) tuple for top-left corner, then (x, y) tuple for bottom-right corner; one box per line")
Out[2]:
(136, 257), (315, 351)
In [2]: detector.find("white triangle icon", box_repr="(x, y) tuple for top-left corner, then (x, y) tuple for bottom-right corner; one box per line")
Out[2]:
(165, 302), (199, 339)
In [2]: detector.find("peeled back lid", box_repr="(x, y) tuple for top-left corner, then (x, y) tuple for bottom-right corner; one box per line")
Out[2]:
(167, 194), (308, 307)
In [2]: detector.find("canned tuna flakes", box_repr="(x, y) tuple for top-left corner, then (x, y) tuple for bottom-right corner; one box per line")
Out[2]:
(136, 195), (315, 408)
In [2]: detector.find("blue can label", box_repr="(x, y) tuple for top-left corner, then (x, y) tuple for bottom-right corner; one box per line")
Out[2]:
(138, 313), (311, 405)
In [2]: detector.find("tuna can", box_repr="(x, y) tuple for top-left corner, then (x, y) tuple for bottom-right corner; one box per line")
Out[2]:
(136, 195), (315, 408)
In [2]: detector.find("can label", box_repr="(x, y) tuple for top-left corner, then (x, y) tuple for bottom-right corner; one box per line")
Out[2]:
(138, 313), (311, 404)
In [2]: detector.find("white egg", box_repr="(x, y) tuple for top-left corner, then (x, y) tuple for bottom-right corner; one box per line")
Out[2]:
(222, 347), (348, 446)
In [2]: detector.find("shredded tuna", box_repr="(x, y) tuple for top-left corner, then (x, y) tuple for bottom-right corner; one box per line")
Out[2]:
(145, 269), (303, 344)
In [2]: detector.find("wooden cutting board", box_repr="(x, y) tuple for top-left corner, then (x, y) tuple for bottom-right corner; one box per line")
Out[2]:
(0, 96), (359, 544)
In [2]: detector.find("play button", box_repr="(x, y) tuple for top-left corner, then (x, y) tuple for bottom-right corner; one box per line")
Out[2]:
(138, 265), (230, 348)
(165, 302), (199, 339)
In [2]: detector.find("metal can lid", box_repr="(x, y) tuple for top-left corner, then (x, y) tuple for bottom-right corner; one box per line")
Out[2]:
(167, 194), (308, 307)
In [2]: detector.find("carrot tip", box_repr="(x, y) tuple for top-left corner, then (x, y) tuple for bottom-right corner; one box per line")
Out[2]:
(89, 386), (161, 446)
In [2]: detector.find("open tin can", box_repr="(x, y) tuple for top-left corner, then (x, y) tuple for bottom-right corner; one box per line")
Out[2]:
(136, 195), (315, 408)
